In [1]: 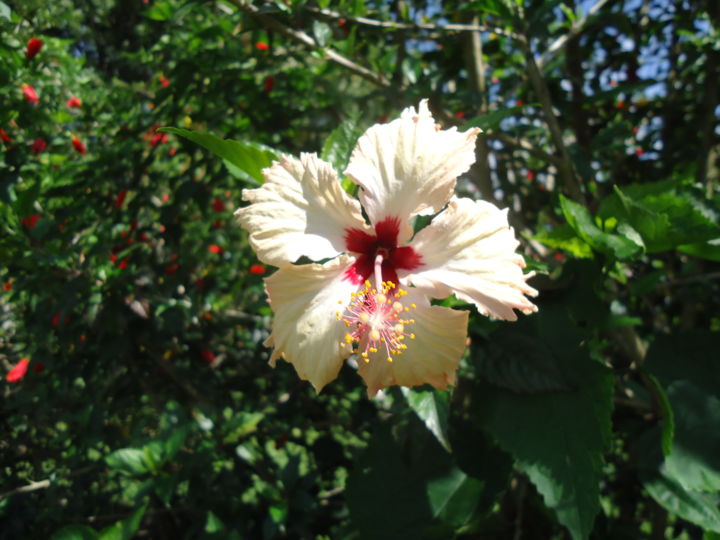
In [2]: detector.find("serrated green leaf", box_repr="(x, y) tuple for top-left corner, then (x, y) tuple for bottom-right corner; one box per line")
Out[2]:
(473, 304), (614, 540)
(643, 472), (720, 533)
(402, 387), (451, 451)
(105, 448), (149, 476)
(560, 195), (642, 259)
(320, 116), (362, 172)
(598, 183), (720, 252)
(161, 127), (278, 184)
(664, 380), (720, 492)
(533, 224), (594, 258)
(474, 327), (572, 393)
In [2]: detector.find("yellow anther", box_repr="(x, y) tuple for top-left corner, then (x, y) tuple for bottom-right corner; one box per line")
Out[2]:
(345, 334), (354, 344)
(337, 300), (342, 304)
(411, 303), (416, 309)
(410, 333), (415, 339)
(376, 293), (387, 304)
(361, 352), (368, 358)
(387, 357), (393, 363)
(404, 307), (409, 312)
(394, 323), (404, 334)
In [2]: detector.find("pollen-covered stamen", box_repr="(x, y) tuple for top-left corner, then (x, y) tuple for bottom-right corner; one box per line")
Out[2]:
(335, 253), (416, 363)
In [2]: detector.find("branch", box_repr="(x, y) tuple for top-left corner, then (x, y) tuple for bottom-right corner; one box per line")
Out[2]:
(518, 32), (586, 203)
(303, 5), (521, 40)
(0, 465), (97, 500)
(537, 0), (613, 71)
(231, 1), (391, 88)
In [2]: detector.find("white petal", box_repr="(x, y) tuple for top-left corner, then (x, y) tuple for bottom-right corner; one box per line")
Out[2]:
(235, 153), (369, 266)
(264, 255), (360, 392)
(345, 99), (480, 243)
(357, 290), (469, 397)
(407, 197), (538, 321)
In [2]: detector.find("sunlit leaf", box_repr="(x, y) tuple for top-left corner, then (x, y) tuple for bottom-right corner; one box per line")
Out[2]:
(402, 387), (451, 451)
(161, 127), (279, 184)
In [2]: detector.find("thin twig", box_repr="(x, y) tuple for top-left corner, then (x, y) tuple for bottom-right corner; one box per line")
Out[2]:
(303, 4), (521, 40)
(518, 32), (585, 203)
(0, 465), (97, 500)
(231, 0), (391, 87)
(537, 0), (613, 71)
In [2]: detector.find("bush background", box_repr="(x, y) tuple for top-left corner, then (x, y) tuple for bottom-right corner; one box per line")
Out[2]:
(1, 0), (719, 538)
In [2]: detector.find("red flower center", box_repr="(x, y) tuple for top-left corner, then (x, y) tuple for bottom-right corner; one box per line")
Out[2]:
(343, 217), (422, 285)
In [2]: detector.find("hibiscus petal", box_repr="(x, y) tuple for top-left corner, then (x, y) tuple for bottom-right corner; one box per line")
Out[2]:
(407, 197), (538, 321)
(236, 153), (369, 266)
(264, 255), (360, 392)
(345, 99), (480, 243)
(357, 291), (469, 397)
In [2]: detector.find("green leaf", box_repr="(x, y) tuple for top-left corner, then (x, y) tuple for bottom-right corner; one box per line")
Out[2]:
(560, 195), (642, 259)
(98, 504), (147, 540)
(161, 127), (278, 184)
(223, 411), (264, 444)
(462, 0), (515, 19)
(105, 448), (149, 476)
(142, 1), (173, 20)
(312, 20), (332, 47)
(320, 116), (362, 172)
(643, 373), (675, 457)
(472, 304), (614, 540)
(678, 240), (720, 262)
(426, 467), (486, 528)
(643, 471), (720, 533)
(532, 224), (594, 258)
(0, 2), (11, 21)
(598, 180), (720, 252)
(402, 387), (451, 451)
(645, 331), (720, 401)
(205, 511), (226, 533)
(474, 327), (572, 394)
(163, 424), (189, 460)
(51, 525), (99, 540)
(663, 380), (720, 492)
(347, 414), (503, 536)
(346, 423), (433, 539)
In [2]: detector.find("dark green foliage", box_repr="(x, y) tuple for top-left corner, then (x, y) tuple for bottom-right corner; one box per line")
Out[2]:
(1, 0), (719, 538)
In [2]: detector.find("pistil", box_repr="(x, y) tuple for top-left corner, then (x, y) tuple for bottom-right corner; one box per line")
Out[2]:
(337, 254), (416, 363)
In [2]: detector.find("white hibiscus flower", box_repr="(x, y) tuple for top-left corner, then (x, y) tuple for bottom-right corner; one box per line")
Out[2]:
(235, 100), (537, 396)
